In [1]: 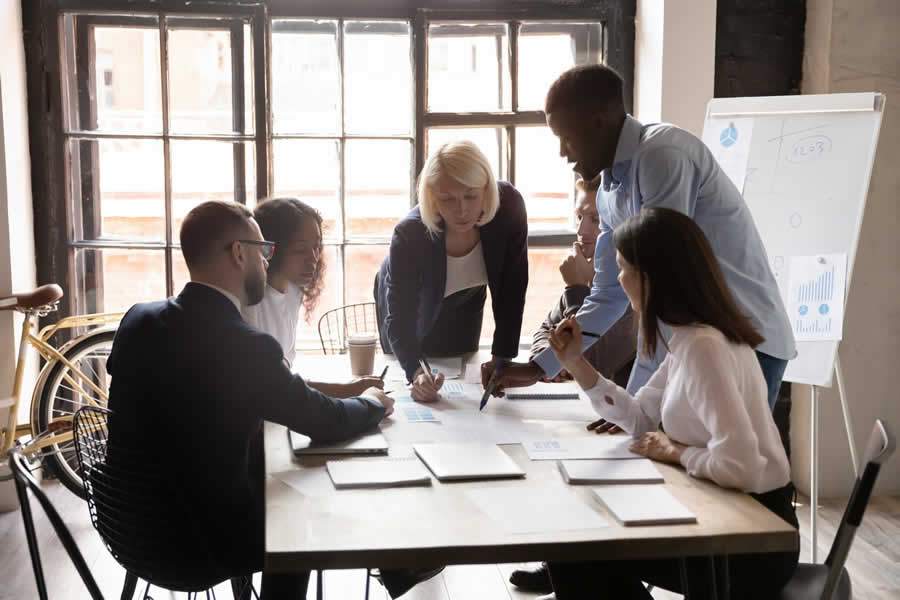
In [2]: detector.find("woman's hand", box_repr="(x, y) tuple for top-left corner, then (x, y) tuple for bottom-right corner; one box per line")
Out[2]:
(411, 369), (445, 403)
(342, 376), (384, 398)
(629, 431), (687, 465)
(548, 316), (584, 369)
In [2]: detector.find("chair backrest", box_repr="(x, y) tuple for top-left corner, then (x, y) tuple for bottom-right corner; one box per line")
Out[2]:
(822, 419), (895, 599)
(317, 302), (379, 355)
(73, 406), (225, 592)
(7, 448), (105, 600)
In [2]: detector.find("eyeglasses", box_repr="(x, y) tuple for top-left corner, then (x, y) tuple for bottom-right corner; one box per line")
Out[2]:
(228, 239), (277, 261)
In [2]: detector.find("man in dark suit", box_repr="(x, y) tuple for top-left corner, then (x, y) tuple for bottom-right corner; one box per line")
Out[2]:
(106, 200), (393, 599)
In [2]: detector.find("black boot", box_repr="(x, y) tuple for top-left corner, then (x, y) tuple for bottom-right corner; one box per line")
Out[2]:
(509, 562), (552, 593)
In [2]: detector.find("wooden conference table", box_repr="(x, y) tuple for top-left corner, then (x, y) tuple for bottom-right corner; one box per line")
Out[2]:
(264, 354), (798, 598)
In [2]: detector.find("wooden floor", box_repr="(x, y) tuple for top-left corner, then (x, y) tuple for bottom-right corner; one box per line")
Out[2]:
(0, 479), (897, 600)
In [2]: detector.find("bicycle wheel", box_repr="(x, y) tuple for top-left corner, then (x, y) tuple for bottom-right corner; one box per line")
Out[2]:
(36, 328), (116, 498)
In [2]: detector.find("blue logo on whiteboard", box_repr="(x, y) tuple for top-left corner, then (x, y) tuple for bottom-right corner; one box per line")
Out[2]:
(798, 305), (809, 316)
(720, 122), (738, 148)
(819, 304), (830, 315)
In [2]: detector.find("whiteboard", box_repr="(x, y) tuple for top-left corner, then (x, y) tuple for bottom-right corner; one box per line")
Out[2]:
(703, 93), (885, 386)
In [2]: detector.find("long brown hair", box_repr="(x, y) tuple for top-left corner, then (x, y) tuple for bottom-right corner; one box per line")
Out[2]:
(253, 197), (325, 320)
(613, 207), (764, 356)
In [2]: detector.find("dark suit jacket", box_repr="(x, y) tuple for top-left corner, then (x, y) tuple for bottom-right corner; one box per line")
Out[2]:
(105, 283), (384, 573)
(374, 181), (529, 381)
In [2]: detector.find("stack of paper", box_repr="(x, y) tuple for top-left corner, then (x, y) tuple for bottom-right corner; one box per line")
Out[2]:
(558, 459), (664, 484)
(290, 428), (389, 456)
(505, 382), (582, 400)
(592, 485), (697, 526)
(326, 457), (432, 489)
(414, 443), (525, 481)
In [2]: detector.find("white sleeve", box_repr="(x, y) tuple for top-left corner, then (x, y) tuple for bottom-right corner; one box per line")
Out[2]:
(678, 338), (769, 491)
(581, 355), (671, 437)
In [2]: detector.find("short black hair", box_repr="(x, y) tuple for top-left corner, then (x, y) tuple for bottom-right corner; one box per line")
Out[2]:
(179, 201), (253, 269)
(545, 64), (625, 116)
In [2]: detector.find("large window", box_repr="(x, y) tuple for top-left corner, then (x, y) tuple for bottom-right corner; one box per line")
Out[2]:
(34, 1), (634, 351)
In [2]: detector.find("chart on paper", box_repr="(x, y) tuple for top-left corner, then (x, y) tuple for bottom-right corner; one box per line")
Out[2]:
(787, 254), (846, 341)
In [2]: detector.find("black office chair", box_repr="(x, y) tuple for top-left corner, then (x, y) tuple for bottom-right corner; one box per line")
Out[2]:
(73, 406), (258, 600)
(8, 447), (105, 599)
(778, 419), (895, 600)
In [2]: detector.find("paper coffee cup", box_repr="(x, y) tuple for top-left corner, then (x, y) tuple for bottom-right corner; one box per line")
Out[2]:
(347, 333), (377, 376)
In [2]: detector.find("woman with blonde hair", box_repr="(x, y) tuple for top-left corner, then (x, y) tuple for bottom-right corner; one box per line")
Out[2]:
(374, 140), (529, 402)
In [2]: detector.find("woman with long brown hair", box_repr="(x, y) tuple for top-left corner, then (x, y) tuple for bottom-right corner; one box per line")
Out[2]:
(545, 207), (798, 600)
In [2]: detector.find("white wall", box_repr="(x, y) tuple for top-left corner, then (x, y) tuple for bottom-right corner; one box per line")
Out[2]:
(792, 0), (900, 497)
(634, 0), (717, 136)
(0, 0), (38, 423)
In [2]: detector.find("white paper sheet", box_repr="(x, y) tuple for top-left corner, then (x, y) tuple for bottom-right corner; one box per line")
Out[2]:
(702, 117), (754, 192)
(787, 253), (847, 341)
(465, 486), (608, 534)
(524, 436), (641, 460)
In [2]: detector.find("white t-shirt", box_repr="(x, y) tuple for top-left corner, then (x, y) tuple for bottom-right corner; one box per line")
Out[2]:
(583, 324), (790, 494)
(243, 283), (304, 366)
(444, 241), (488, 298)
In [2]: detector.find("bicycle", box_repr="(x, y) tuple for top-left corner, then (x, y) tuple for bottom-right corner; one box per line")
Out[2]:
(1, 284), (122, 498)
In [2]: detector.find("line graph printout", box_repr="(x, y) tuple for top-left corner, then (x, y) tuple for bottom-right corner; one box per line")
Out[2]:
(787, 254), (847, 341)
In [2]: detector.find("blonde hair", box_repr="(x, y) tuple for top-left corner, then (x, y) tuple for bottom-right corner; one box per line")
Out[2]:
(417, 141), (499, 235)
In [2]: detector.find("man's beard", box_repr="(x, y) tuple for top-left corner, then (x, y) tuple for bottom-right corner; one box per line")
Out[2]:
(244, 270), (267, 306)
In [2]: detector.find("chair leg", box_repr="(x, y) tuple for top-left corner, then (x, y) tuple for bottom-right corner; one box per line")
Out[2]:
(16, 481), (49, 600)
(364, 569), (370, 600)
(316, 569), (324, 600)
(120, 571), (138, 600)
(231, 576), (252, 600)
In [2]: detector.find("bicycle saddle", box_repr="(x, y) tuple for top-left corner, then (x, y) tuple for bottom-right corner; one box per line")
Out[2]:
(0, 284), (64, 310)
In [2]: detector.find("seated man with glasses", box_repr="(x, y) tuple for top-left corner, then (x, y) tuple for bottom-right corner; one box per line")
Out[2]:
(106, 200), (394, 599)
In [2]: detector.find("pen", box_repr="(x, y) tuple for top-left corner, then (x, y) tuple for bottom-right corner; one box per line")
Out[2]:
(581, 330), (603, 339)
(479, 360), (506, 411)
(379, 365), (389, 380)
(418, 358), (435, 385)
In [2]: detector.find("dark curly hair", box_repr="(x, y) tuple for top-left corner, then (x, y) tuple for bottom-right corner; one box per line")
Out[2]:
(253, 197), (325, 320)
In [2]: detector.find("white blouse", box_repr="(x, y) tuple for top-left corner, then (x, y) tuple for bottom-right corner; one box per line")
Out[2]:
(583, 325), (790, 494)
(444, 241), (488, 298)
(243, 283), (304, 366)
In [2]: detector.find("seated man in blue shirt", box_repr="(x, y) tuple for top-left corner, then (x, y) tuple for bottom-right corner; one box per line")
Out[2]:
(500, 65), (796, 593)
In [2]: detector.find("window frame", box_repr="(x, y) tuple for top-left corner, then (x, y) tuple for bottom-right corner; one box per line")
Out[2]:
(25, 0), (634, 325)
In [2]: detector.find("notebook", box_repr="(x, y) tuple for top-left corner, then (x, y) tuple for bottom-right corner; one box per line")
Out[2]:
(505, 381), (581, 400)
(413, 442), (525, 481)
(289, 428), (389, 456)
(592, 485), (697, 526)
(326, 457), (432, 489)
(558, 459), (665, 484)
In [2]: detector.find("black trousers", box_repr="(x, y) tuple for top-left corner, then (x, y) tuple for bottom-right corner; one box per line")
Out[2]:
(548, 484), (800, 600)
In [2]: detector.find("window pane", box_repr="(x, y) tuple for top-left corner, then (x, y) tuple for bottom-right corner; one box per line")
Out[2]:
(75, 248), (166, 314)
(170, 140), (256, 237)
(69, 23), (163, 133)
(272, 139), (341, 241)
(344, 245), (388, 306)
(515, 126), (575, 231)
(518, 22), (604, 111)
(272, 20), (340, 135)
(168, 26), (242, 134)
(345, 21), (412, 135)
(346, 140), (411, 238)
(295, 245), (342, 351)
(70, 138), (165, 242)
(427, 22), (510, 112)
(426, 127), (506, 181)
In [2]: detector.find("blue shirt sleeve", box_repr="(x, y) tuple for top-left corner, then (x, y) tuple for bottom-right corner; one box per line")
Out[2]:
(533, 213), (630, 377)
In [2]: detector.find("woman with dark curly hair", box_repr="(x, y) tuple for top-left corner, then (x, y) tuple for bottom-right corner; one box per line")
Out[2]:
(245, 197), (383, 398)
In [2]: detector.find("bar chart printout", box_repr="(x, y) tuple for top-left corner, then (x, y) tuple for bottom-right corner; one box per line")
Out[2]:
(787, 254), (847, 341)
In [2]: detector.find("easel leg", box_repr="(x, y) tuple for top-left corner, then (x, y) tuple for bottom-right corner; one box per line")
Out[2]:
(834, 356), (860, 478)
(810, 385), (819, 563)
